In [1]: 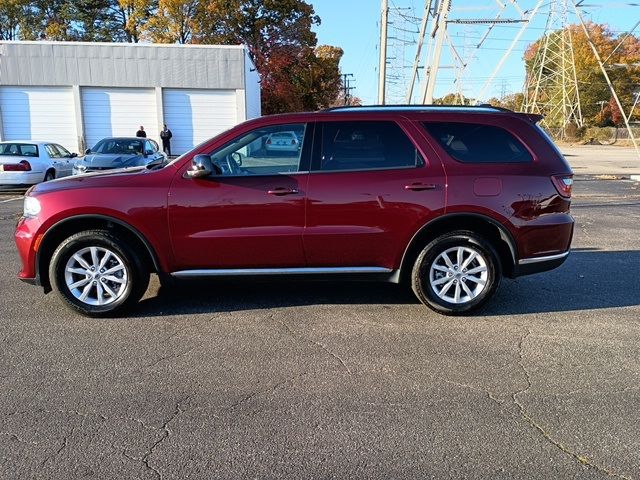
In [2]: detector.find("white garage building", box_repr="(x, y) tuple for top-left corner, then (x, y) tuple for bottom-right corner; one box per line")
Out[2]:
(0, 41), (261, 155)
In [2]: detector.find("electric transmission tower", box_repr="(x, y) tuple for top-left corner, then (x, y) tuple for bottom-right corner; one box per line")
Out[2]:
(522, 0), (583, 133)
(384, 6), (420, 104)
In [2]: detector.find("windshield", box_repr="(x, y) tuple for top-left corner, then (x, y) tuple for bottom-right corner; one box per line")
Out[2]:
(0, 143), (39, 157)
(90, 139), (144, 155)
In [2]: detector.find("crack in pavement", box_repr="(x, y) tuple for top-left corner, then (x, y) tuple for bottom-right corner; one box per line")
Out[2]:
(226, 372), (309, 411)
(440, 379), (504, 406)
(513, 330), (632, 480)
(144, 342), (205, 370)
(270, 313), (352, 375)
(140, 396), (190, 480)
(140, 313), (225, 372)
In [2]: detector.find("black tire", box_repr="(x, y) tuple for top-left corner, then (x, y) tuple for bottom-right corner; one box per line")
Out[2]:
(49, 229), (150, 317)
(411, 231), (501, 315)
(44, 170), (55, 182)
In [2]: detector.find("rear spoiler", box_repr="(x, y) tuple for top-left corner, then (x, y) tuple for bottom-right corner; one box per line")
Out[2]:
(519, 113), (544, 124)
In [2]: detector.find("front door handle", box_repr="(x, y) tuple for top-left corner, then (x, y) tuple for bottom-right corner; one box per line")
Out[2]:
(267, 187), (300, 196)
(405, 183), (437, 191)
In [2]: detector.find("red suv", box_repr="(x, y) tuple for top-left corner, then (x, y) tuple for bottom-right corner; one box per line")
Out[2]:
(14, 105), (574, 317)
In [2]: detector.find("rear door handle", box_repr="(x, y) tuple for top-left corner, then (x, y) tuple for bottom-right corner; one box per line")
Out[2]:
(267, 187), (300, 196)
(405, 183), (437, 191)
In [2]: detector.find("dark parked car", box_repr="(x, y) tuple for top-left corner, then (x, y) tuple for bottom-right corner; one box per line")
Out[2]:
(15, 105), (574, 317)
(73, 137), (165, 174)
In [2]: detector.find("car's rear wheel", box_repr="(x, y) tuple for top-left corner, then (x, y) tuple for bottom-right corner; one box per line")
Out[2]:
(411, 231), (501, 315)
(44, 170), (55, 182)
(49, 230), (149, 317)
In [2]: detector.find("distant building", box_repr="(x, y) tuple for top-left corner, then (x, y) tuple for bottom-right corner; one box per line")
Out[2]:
(0, 41), (261, 154)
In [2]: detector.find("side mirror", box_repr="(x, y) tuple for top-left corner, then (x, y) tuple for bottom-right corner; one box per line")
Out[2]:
(85, 149), (91, 155)
(70, 152), (78, 158)
(186, 154), (215, 178)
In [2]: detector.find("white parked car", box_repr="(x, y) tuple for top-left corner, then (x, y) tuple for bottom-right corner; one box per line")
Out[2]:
(264, 131), (301, 155)
(0, 141), (77, 185)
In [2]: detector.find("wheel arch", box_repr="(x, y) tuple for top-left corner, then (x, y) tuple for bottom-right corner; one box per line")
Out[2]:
(398, 213), (518, 281)
(37, 214), (161, 293)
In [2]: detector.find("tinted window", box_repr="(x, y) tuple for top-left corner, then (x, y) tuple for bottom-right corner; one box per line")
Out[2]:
(317, 121), (422, 171)
(423, 122), (532, 163)
(91, 139), (144, 155)
(206, 124), (307, 176)
(0, 143), (39, 157)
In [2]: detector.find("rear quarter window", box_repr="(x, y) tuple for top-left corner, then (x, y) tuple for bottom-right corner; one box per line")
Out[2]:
(422, 122), (532, 164)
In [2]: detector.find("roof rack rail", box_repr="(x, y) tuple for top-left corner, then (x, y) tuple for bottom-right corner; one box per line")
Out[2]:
(322, 103), (514, 113)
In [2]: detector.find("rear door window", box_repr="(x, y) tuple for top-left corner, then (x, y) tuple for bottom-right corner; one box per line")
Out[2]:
(314, 121), (423, 172)
(422, 122), (532, 163)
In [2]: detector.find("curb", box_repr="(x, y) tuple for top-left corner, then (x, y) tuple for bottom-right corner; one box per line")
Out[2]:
(631, 174), (640, 181)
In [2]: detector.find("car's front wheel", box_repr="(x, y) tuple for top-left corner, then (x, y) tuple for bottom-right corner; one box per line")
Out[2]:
(49, 230), (149, 317)
(411, 231), (501, 315)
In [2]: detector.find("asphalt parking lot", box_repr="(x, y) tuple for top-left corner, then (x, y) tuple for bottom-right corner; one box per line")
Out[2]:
(0, 177), (639, 479)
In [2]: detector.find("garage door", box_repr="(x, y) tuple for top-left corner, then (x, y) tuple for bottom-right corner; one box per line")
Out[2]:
(0, 86), (78, 153)
(163, 89), (238, 155)
(82, 88), (158, 149)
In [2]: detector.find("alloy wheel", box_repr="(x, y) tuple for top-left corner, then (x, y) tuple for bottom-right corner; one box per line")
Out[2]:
(64, 246), (129, 306)
(429, 246), (488, 304)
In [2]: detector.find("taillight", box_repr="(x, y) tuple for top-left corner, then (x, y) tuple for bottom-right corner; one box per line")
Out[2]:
(551, 174), (573, 198)
(1, 160), (32, 172)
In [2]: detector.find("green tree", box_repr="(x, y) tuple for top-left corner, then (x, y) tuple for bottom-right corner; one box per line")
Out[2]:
(67, 0), (115, 41)
(18, 0), (74, 40)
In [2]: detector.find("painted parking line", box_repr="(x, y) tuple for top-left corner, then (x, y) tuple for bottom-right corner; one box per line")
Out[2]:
(0, 197), (21, 203)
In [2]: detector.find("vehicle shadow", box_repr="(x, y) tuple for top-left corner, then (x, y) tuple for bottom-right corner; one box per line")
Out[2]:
(135, 250), (640, 317)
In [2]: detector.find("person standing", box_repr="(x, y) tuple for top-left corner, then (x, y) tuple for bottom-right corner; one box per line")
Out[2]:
(136, 126), (146, 138)
(160, 125), (173, 156)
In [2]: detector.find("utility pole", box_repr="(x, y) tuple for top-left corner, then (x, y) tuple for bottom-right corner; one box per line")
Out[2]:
(342, 73), (355, 105)
(378, 0), (389, 104)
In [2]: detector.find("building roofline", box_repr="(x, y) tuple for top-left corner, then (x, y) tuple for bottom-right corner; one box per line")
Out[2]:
(0, 40), (246, 50)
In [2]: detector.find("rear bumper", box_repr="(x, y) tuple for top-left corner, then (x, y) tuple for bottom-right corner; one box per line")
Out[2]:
(514, 250), (570, 277)
(0, 171), (45, 185)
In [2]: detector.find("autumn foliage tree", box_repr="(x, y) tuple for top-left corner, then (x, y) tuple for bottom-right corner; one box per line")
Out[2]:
(191, 0), (343, 113)
(0, 0), (345, 112)
(0, 0), (29, 40)
(145, 0), (201, 44)
(524, 22), (640, 126)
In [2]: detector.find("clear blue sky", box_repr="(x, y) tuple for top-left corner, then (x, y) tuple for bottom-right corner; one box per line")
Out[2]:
(311, 0), (638, 104)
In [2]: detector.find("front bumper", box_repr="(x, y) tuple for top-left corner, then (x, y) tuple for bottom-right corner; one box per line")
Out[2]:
(15, 215), (42, 285)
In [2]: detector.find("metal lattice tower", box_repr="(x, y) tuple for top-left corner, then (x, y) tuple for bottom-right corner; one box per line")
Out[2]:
(385, 7), (420, 104)
(522, 0), (583, 131)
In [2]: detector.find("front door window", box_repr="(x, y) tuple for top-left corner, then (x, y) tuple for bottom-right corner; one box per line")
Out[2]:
(206, 124), (307, 176)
